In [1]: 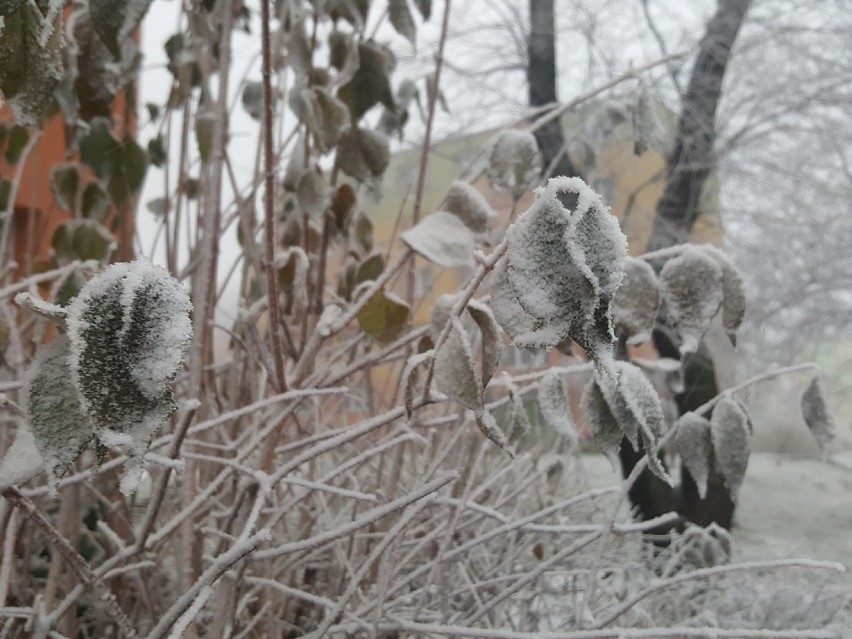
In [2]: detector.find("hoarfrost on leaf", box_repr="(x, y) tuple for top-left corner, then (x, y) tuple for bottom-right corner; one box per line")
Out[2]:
(611, 256), (659, 344)
(659, 245), (724, 354)
(429, 293), (457, 341)
(466, 298), (503, 386)
(698, 244), (746, 340)
(800, 377), (836, 453)
(66, 259), (192, 493)
(674, 412), (713, 499)
(580, 378), (621, 469)
(504, 377), (531, 442)
(434, 317), (483, 411)
(474, 409), (512, 454)
(444, 181), (496, 235)
(492, 177), (627, 368)
(402, 350), (434, 417)
(24, 336), (95, 488)
(487, 129), (541, 200)
(0, 427), (43, 489)
(710, 397), (750, 498)
(401, 211), (475, 268)
(537, 371), (578, 444)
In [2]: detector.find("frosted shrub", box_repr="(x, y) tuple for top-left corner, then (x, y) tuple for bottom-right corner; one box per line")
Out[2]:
(0, 1), (845, 637)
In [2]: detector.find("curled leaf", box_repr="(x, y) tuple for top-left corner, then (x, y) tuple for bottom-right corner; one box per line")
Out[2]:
(295, 167), (330, 220)
(504, 377), (531, 442)
(710, 397), (750, 499)
(801, 378), (836, 452)
(659, 246), (724, 354)
(581, 377), (621, 468)
(612, 256), (659, 344)
(674, 412), (713, 499)
(475, 409), (512, 454)
(487, 129), (541, 200)
(698, 245), (746, 341)
(402, 350), (434, 417)
(491, 177), (627, 368)
(467, 298), (503, 386)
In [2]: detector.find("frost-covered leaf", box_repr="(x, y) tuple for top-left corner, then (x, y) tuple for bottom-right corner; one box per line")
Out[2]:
(611, 256), (659, 344)
(313, 88), (351, 150)
(659, 246), (724, 354)
(277, 247), (309, 316)
(444, 181), (496, 235)
(583, 362), (670, 483)
(474, 409), (511, 453)
(90, 0), (153, 58)
(50, 163), (81, 212)
(801, 378), (836, 452)
(0, 427), (43, 489)
(674, 412), (713, 499)
(698, 244), (746, 341)
(378, 78), (419, 138)
(487, 129), (541, 200)
(581, 378), (621, 468)
(401, 349), (434, 417)
(337, 41), (396, 121)
(538, 371), (578, 444)
(241, 81), (263, 120)
(388, 0), (416, 47)
(66, 260), (192, 492)
(710, 397), (750, 498)
(488, 258), (538, 341)
(80, 118), (124, 180)
(493, 177), (627, 366)
(401, 211), (475, 268)
(337, 127), (390, 181)
(504, 377), (531, 442)
(24, 336), (95, 487)
(295, 167), (330, 220)
(467, 298), (502, 386)
(434, 317), (483, 411)
(356, 288), (409, 345)
(429, 293), (456, 340)
(0, 0), (64, 125)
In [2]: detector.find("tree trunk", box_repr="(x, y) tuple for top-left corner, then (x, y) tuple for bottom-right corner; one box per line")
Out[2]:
(647, 0), (752, 251)
(527, 0), (580, 179)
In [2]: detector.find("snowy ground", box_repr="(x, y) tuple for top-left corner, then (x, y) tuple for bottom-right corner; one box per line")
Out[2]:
(580, 450), (852, 584)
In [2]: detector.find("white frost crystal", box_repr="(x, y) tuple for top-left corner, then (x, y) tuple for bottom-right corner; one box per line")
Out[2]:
(64, 259), (192, 494)
(659, 245), (724, 354)
(487, 129), (541, 200)
(710, 397), (750, 499)
(489, 177), (627, 369)
(537, 372), (578, 444)
(444, 181), (497, 235)
(0, 427), (44, 489)
(611, 256), (659, 344)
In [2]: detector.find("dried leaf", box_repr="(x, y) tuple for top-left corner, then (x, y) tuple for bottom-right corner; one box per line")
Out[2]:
(467, 298), (503, 386)
(710, 397), (750, 499)
(801, 378), (836, 452)
(401, 211), (475, 268)
(434, 317), (483, 411)
(674, 412), (713, 499)
(611, 256), (659, 344)
(659, 246), (724, 354)
(538, 372), (578, 444)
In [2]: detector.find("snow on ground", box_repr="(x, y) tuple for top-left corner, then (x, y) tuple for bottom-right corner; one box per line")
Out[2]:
(580, 450), (852, 584)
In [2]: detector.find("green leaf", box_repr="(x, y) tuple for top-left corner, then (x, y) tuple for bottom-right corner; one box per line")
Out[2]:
(357, 288), (410, 344)
(195, 110), (216, 162)
(145, 102), (160, 122)
(80, 118), (123, 180)
(120, 136), (148, 193)
(146, 197), (169, 217)
(72, 221), (115, 262)
(355, 253), (384, 284)
(147, 134), (167, 168)
(5, 126), (29, 164)
(337, 127), (390, 181)
(353, 211), (374, 256)
(50, 163), (82, 211)
(52, 223), (75, 260)
(81, 182), (111, 221)
(0, 179), (11, 211)
(337, 41), (396, 122)
(388, 0), (416, 47)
